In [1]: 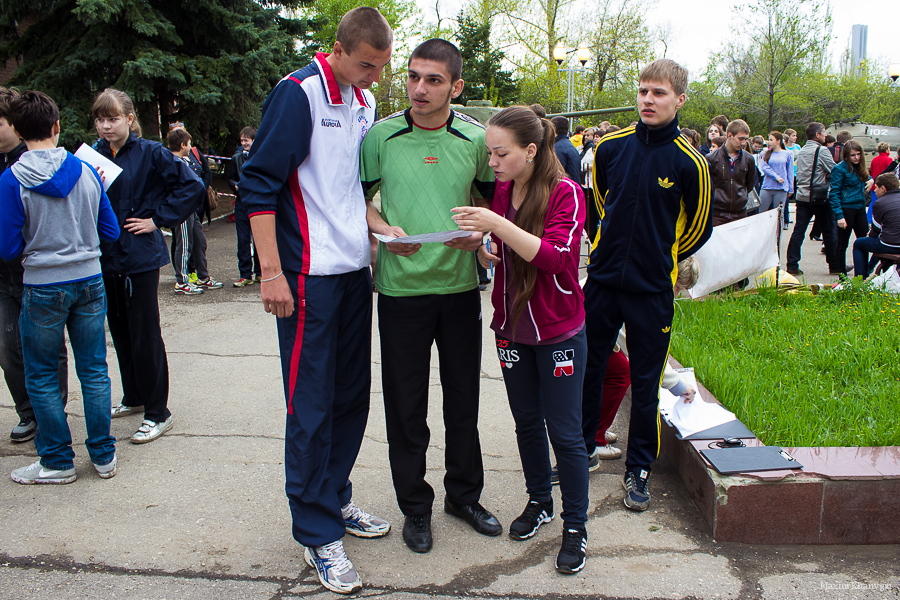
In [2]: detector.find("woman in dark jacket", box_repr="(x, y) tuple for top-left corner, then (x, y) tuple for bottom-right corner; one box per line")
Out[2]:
(91, 88), (204, 444)
(829, 140), (874, 274)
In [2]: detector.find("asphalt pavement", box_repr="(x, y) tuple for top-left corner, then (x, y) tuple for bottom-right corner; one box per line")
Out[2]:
(1, 208), (897, 600)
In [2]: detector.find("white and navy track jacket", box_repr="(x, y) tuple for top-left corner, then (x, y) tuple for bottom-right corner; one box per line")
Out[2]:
(241, 53), (376, 276)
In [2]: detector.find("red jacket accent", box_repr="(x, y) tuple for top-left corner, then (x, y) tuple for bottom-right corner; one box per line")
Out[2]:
(871, 152), (892, 179)
(489, 177), (586, 341)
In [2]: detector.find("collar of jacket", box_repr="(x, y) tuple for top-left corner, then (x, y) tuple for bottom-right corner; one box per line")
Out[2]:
(555, 134), (570, 143)
(97, 131), (139, 156)
(313, 52), (371, 109)
(635, 115), (681, 146)
(3, 141), (27, 167)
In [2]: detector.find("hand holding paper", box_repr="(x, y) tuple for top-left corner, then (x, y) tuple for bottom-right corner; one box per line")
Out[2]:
(74, 144), (122, 191)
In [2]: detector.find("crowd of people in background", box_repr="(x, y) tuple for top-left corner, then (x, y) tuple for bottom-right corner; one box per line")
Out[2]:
(1, 5), (899, 595)
(568, 111), (897, 281)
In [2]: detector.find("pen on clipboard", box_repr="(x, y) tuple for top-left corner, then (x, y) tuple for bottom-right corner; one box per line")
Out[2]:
(486, 239), (494, 278)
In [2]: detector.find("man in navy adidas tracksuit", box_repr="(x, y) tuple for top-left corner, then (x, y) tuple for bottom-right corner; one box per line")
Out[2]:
(581, 59), (713, 512)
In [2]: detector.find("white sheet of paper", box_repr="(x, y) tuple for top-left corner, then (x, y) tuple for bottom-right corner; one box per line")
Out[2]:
(658, 367), (696, 416)
(373, 230), (471, 244)
(658, 368), (736, 437)
(74, 144), (122, 191)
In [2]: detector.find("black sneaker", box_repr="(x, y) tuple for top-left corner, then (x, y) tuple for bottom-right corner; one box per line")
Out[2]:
(509, 499), (553, 540)
(10, 417), (37, 443)
(623, 468), (651, 511)
(555, 527), (587, 574)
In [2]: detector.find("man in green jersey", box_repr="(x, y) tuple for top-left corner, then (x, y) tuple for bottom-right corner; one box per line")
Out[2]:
(361, 39), (498, 554)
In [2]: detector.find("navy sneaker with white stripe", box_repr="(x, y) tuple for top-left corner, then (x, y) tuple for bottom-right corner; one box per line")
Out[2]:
(623, 468), (651, 511)
(555, 527), (587, 574)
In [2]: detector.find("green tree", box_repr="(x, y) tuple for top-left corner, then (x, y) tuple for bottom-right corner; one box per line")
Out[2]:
(0, 0), (313, 153)
(294, 0), (421, 117)
(455, 11), (517, 107)
(712, 0), (832, 133)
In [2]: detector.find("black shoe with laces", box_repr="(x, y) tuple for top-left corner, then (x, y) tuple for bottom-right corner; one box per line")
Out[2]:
(10, 417), (37, 443)
(555, 527), (587, 574)
(402, 513), (433, 553)
(508, 499), (553, 541)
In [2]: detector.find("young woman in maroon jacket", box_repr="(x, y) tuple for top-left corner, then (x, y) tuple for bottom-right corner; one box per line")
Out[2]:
(452, 105), (589, 575)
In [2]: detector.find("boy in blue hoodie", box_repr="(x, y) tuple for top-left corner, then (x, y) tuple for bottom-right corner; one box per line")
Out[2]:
(0, 91), (120, 484)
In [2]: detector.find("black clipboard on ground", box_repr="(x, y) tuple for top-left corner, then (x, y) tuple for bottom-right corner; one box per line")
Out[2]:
(677, 419), (755, 441)
(700, 446), (803, 474)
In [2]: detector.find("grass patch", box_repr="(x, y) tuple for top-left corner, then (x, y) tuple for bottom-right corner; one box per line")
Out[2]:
(670, 284), (900, 448)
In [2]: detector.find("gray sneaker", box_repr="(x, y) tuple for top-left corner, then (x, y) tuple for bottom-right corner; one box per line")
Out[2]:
(587, 447), (602, 472)
(304, 540), (362, 594)
(93, 454), (118, 479)
(342, 501), (390, 538)
(11, 460), (76, 485)
(131, 417), (174, 444)
(10, 417), (37, 443)
(111, 402), (144, 418)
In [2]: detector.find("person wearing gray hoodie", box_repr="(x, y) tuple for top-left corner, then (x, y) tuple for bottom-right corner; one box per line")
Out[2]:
(0, 91), (120, 485)
(0, 86), (68, 444)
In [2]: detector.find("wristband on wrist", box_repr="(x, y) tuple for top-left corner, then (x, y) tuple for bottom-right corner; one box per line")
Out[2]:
(261, 271), (283, 283)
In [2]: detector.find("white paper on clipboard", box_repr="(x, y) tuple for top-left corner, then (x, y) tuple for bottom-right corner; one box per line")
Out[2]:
(74, 144), (122, 191)
(373, 230), (470, 244)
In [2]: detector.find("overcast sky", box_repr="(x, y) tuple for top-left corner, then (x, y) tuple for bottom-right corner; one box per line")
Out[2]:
(417, 0), (899, 78)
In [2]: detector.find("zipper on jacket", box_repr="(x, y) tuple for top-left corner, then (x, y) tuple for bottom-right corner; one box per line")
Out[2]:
(619, 140), (649, 288)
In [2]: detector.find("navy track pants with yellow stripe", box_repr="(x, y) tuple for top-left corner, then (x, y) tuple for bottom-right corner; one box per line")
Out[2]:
(581, 281), (673, 474)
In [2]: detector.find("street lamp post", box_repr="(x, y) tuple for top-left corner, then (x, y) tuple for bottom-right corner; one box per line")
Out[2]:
(554, 44), (591, 130)
(889, 63), (900, 86)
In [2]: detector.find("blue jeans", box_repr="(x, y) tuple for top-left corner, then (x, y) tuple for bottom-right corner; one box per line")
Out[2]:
(20, 276), (115, 470)
(853, 237), (896, 278)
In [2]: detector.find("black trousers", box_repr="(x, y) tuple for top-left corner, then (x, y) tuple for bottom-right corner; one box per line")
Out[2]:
(103, 269), (170, 423)
(834, 207), (869, 272)
(581, 282), (673, 474)
(378, 289), (484, 516)
(786, 202), (837, 271)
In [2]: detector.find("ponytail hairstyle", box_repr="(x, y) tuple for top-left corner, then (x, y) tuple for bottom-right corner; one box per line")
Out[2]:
(842, 139), (869, 181)
(764, 131), (785, 164)
(92, 88), (142, 137)
(487, 105), (565, 334)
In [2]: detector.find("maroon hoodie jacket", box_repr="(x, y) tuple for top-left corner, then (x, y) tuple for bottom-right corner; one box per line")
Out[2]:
(489, 177), (586, 342)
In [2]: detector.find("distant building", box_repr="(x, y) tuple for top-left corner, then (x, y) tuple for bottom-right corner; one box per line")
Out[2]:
(850, 24), (868, 77)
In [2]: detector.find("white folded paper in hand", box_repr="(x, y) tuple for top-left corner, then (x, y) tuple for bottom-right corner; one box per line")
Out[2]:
(657, 367), (736, 437)
(373, 230), (471, 244)
(74, 143), (123, 191)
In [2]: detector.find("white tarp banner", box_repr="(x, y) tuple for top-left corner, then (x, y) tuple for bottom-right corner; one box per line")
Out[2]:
(688, 210), (780, 298)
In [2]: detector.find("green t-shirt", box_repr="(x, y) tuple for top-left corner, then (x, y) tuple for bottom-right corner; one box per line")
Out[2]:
(361, 109), (495, 297)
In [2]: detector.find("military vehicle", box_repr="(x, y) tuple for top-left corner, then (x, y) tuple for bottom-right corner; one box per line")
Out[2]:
(825, 119), (900, 161)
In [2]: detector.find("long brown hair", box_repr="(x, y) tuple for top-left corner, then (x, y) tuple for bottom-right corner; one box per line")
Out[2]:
(764, 131), (785, 163)
(842, 140), (869, 181)
(487, 106), (564, 334)
(92, 88), (142, 137)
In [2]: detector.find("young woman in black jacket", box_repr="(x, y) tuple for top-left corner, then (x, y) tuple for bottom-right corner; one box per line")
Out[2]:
(92, 89), (204, 444)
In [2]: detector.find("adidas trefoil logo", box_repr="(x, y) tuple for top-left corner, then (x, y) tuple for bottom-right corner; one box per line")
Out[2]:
(658, 177), (674, 189)
(661, 326), (671, 333)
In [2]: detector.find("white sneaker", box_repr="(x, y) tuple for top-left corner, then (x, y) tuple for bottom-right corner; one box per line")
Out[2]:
(605, 430), (617, 444)
(595, 445), (623, 460)
(304, 540), (362, 594)
(342, 501), (390, 538)
(111, 402), (143, 418)
(93, 453), (118, 479)
(10, 460), (76, 485)
(131, 417), (174, 444)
